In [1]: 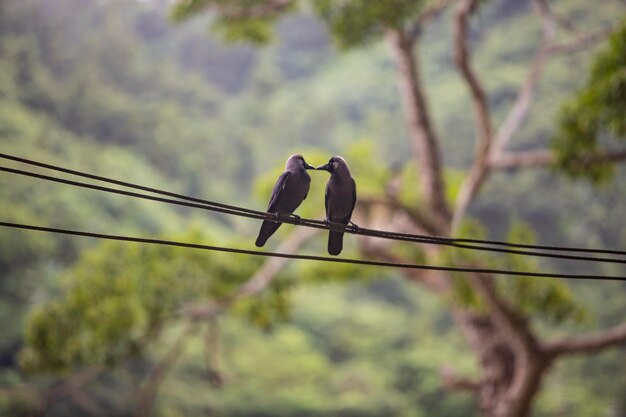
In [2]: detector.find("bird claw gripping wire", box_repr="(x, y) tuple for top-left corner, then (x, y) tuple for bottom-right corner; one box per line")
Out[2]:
(324, 219), (359, 233)
(348, 221), (360, 233)
(288, 213), (302, 224)
(272, 212), (301, 225)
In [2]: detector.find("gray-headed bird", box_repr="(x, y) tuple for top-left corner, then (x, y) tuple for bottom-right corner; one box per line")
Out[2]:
(255, 154), (315, 247)
(316, 156), (357, 255)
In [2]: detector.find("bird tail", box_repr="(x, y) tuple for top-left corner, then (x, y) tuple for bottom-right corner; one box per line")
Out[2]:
(255, 220), (281, 247)
(328, 231), (344, 256)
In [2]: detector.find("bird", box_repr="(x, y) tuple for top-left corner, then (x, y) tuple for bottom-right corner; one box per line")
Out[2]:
(316, 156), (357, 255)
(255, 154), (315, 247)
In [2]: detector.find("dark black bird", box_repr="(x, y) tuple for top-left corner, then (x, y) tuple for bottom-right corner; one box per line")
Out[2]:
(317, 156), (357, 255)
(255, 154), (315, 247)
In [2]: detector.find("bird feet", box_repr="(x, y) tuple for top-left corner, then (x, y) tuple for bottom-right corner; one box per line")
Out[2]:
(273, 212), (301, 224)
(324, 219), (360, 233)
(348, 221), (360, 233)
(324, 218), (336, 231)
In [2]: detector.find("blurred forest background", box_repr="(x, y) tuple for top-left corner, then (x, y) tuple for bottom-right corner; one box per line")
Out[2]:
(0, 0), (625, 416)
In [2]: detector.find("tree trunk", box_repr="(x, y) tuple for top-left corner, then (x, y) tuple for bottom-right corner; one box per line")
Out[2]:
(385, 21), (552, 416)
(452, 308), (551, 417)
(382, 3), (626, 415)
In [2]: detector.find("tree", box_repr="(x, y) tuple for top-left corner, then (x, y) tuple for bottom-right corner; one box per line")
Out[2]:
(168, 1), (626, 417)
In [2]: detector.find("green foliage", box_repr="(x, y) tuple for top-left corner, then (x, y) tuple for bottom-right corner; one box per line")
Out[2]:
(536, 347), (626, 416)
(171, 0), (433, 48)
(312, 0), (428, 48)
(496, 222), (587, 324)
(170, 0), (214, 22)
(396, 163), (421, 206)
(171, 0), (296, 44)
(343, 139), (392, 195)
(443, 169), (469, 208)
(552, 18), (626, 183)
(157, 282), (478, 417)
(294, 248), (392, 285)
(211, 15), (277, 44)
(443, 219), (491, 310)
(397, 164), (467, 210)
(232, 276), (295, 329)
(18, 231), (279, 372)
(445, 220), (586, 324)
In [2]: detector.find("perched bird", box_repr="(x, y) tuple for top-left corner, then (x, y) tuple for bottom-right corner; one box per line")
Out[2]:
(316, 156), (357, 255)
(255, 154), (315, 247)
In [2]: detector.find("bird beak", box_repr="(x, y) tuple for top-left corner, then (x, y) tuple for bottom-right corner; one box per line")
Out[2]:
(304, 162), (316, 170)
(316, 163), (331, 171)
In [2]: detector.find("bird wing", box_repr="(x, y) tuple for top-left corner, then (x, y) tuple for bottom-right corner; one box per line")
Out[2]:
(267, 171), (290, 212)
(324, 180), (330, 219)
(347, 177), (357, 220)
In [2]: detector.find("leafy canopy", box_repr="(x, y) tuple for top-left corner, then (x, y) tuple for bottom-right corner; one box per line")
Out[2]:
(552, 19), (626, 183)
(171, 0), (431, 47)
(18, 231), (294, 372)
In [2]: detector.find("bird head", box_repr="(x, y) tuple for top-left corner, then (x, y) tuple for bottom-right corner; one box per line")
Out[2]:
(316, 156), (348, 173)
(286, 154), (316, 170)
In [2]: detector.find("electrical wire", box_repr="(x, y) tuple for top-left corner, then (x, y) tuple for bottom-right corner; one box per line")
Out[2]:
(3, 162), (626, 264)
(2, 164), (625, 265)
(1, 152), (625, 262)
(1, 221), (624, 281)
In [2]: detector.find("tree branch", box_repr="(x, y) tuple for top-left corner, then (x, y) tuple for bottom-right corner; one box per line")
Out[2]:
(182, 227), (317, 321)
(491, 0), (555, 157)
(1, 368), (103, 417)
(204, 320), (225, 387)
(491, 2), (617, 164)
(134, 324), (196, 417)
(408, 0), (455, 41)
(451, 0), (495, 231)
(467, 273), (539, 355)
(543, 322), (626, 358)
(489, 149), (553, 168)
(386, 28), (451, 228)
(64, 390), (101, 416)
(441, 365), (480, 392)
(357, 195), (443, 236)
(44, 367), (101, 405)
(546, 27), (614, 55)
(135, 228), (317, 414)
(491, 1), (612, 158)
(453, 0), (494, 147)
(452, 0), (617, 229)
(358, 240), (448, 292)
(489, 148), (626, 169)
